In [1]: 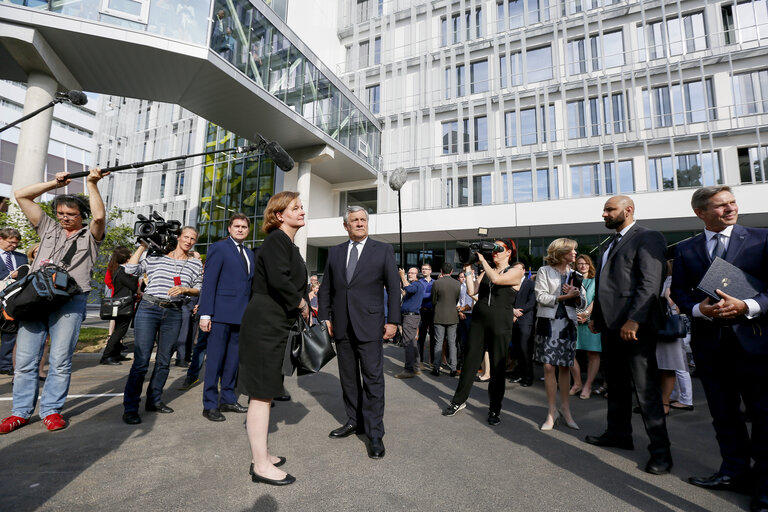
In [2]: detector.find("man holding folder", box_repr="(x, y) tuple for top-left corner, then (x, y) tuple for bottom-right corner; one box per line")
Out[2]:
(671, 186), (768, 512)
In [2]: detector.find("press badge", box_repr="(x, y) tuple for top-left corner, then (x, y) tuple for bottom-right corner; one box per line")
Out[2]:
(173, 276), (181, 286)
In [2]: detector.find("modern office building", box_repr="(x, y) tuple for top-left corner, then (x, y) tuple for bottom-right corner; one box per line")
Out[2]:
(312, 0), (768, 269)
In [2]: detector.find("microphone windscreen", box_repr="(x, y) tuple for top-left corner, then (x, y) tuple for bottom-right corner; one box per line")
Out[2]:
(266, 141), (295, 172)
(66, 91), (88, 106)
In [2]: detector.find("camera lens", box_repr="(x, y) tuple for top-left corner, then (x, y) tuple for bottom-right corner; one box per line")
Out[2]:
(137, 223), (155, 236)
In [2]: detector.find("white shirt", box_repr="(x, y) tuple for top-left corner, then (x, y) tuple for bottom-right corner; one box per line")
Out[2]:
(346, 237), (367, 266)
(231, 237), (250, 274)
(601, 221), (635, 271)
(692, 225), (760, 319)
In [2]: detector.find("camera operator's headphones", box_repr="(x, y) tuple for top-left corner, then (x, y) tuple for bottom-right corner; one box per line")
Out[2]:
(52, 195), (90, 220)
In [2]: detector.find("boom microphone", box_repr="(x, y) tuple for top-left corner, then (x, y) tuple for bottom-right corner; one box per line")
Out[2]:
(263, 139), (294, 172)
(56, 90), (88, 106)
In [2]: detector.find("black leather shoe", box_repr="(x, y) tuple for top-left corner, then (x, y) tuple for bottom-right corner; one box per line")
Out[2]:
(368, 437), (385, 459)
(274, 394), (291, 401)
(0, 369), (13, 376)
(430, 367), (440, 376)
(145, 402), (174, 413)
(487, 411), (501, 426)
(174, 360), (190, 368)
(645, 455), (673, 475)
(584, 432), (634, 450)
(203, 408), (225, 422)
(99, 358), (122, 365)
(450, 370), (458, 377)
(250, 468), (296, 486)
(329, 422), (360, 438)
(122, 411), (141, 424)
(751, 493), (768, 512)
(220, 402), (248, 413)
(179, 376), (200, 390)
(688, 471), (753, 493)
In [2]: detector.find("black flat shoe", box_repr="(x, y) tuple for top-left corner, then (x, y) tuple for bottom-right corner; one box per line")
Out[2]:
(250, 470), (296, 486)
(122, 411), (141, 424)
(145, 402), (174, 413)
(487, 411), (500, 426)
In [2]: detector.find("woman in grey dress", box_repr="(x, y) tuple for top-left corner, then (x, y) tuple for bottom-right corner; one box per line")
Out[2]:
(534, 238), (585, 431)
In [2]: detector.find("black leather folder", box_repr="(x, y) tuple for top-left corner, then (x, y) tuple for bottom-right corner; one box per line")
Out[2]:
(697, 257), (764, 301)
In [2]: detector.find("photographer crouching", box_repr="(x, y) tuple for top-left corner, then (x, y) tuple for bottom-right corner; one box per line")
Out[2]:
(1, 169), (108, 434)
(121, 226), (202, 425)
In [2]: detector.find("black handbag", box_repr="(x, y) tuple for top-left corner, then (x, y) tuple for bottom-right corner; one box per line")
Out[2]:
(100, 295), (135, 319)
(0, 264), (80, 322)
(658, 303), (688, 340)
(288, 315), (336, 376)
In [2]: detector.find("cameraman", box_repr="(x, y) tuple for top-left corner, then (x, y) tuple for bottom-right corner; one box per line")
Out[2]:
(1, 169), (108, 435)
(442, 239), (523, 426)
(121, 227), (202, 425)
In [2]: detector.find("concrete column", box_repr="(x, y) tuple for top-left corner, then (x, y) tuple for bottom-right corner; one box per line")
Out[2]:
(294, 161), (312, 259)
(11, 72), (58, 195)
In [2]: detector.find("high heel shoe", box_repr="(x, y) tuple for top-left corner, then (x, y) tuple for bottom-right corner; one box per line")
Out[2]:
(540, 410), (561, 431)
(559, 409), (579, 430)
(249, 463), (295, 485)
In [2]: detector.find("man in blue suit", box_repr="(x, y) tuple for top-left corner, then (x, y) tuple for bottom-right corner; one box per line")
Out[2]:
(318, 206), (401, 459)
(671, 186), (768, 512)
(0, 228), (28, 375)
(198, 214), (255, 422)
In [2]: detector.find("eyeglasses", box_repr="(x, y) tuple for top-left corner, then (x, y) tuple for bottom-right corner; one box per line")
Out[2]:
(56, 211), (81, 220)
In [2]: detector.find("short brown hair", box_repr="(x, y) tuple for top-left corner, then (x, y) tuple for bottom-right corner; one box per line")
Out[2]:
(0, 228), (21, 240)
(228, 213), (250, 227)
(691, 186), (732, 211)
(575, 253), (596, 279)
(544, 238), (577, 266)
(263, 191), (300, 233)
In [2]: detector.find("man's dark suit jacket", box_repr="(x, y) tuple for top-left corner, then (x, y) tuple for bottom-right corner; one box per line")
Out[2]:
(514, 277), (536, 326)
(318, 238), (401, 341)
(198, 239), (255, 325)
(0, 251), (28, 279)
(593, 224), (667, 331)
(431, 275), (461, 325)
(671, 224), (768, 355)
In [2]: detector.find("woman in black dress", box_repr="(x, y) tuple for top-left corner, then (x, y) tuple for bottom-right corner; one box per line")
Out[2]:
(443, 239), (523, 426)
(239, 191), (309, 486)
(100, 247), (137, 365)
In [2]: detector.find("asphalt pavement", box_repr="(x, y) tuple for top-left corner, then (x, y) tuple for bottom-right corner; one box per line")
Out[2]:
(0, 339), (749, 511)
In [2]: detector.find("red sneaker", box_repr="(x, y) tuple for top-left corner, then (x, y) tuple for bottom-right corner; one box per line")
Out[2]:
(0, 415), (29, 434)
(42, 413), (67, 431)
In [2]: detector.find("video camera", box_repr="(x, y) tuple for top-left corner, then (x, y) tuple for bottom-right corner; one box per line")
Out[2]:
(134, 212), (182, 254)
(456, 241), (499, 265)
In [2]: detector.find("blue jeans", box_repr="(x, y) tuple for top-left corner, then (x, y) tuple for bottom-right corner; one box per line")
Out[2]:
(0, 332), (16, 371)
(12, 293), (87, 420)
(123, 302), (182, 412)
(186, 328), (209, 380)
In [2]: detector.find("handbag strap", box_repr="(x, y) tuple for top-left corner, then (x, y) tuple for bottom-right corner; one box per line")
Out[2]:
(60, 230), (85, 268)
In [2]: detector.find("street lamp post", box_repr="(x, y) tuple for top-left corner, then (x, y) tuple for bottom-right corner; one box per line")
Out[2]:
(388, 167), (407, 268)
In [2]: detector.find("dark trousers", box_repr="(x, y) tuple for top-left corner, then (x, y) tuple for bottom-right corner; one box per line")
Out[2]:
(456, 313), (472, 368)
(175, 302), (196, 362)
(512, 320), (534, 381)
(102, 317), (131, 360)
(417, 307), (435, 363)
(335, 327), (385, 438)
(0, 332), (16, 371)
(602, 328), (671, 457)
(123, 303), (182, 412)
(186, 329), (210, 381)
(451, 312), (510, 414)
(202, 322), (240, 410)
(693, 326), (768, 492)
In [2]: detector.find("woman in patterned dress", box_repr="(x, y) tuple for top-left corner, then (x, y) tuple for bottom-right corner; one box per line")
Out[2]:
(533, 238), (585, 431)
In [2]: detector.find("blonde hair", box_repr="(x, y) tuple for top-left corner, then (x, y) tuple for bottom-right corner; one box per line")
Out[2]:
(544, 238), (577, 266)
(263, 191), (300, 233)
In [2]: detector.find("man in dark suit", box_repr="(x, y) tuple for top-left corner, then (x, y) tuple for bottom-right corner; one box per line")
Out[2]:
(430, 262), (461, 377)
(197, 214), (255, 422)
(586, 195), (672, 475)
(318, 206), (401, 459)
(671, 186), (768, 512)
(510, 262), (536, 387)
(0, 228), (28, 375)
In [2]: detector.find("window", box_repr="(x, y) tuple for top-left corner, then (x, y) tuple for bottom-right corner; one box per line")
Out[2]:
(499, 52), (522, 89)
(366, 84), (380, 114)
(444, 67), (451, 99)
(526, 46), (553, 82)
(374, 37), (381, 65)
(536, 167), (558, 200)
(732, 69), (768, 116)
(160, 173), (166, 198)
(722, 0), (768, 45)
(567, 92), (628, 138)
(643, 79), (716, 128)
(442, 121), (459, 154)
(458, 176), (469, 205)
(457, 65), (466, 97)
(470, 60), (489, 94)
(174, 170), (185, 195)
(134, 174), (143, 202)
(604, 160), (635, 194)
(571, 162), (630, 197)
(648, 152), (722, 190)
(528, 0), (550, 24)
(466, 8), (482, 39)
(513, 171), (533, 203)
(504, 111), (517, 147)
(520, 104), (557, 145)
(474, 116), (488, 151)
(444, 9), (482, 44)
(637, 12), (708, 60)
(497, 0), (548, 31)
(473, 175), (492, 205)
(359, 40), (369, 68)
(357, 0), (370, 23)
(567, 30), (624, 75)
(737, 146), (768, 184)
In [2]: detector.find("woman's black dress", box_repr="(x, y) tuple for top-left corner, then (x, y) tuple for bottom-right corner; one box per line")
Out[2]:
(238, 229), (307, 399)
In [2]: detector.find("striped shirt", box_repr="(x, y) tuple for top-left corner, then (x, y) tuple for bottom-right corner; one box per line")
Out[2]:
(125, 254), (202, 301)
